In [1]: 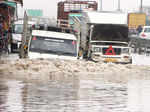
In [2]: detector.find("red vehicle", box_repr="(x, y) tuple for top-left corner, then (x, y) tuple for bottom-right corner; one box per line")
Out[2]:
(57, 0), (98, 28)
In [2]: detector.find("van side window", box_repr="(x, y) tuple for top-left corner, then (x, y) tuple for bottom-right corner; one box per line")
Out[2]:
(144, 28), (150, 32)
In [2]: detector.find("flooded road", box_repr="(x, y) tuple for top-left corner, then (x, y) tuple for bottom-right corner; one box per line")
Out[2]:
(1, 78), (150, 112)
(1, 54), (150, 112)
(0, 78), (128, 112)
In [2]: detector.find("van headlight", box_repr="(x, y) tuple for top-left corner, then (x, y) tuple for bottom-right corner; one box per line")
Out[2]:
(92, 47), (102, 52)
(122, 48), (129, 54)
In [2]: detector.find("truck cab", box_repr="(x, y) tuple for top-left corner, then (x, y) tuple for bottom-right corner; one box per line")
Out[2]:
(89, 24), (132, 63)
(27, 30), (78, 60)
(73, 11), (132, 63)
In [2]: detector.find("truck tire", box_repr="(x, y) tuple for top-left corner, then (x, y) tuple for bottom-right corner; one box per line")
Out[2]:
(129, 58), (132, 64)
(11, 43), (15, 53)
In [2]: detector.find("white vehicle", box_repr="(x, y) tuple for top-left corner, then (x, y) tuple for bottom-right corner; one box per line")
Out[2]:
(73, 11), (132, 63)
(11, 19), (36, 52)
(139, 26), (150, 39)
(27, 30), (78, 60)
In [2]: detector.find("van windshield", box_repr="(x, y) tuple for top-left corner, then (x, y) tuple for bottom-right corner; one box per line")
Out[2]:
(144, 28), (150, 32)
(29, 36), (77, 56)
(14, 24), (23, 34)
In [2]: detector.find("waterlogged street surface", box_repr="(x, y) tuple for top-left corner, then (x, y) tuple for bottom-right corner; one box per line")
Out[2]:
(1, 54), (150, 112)
(0, 79), (128, 112)
(1, 78), (150, 112)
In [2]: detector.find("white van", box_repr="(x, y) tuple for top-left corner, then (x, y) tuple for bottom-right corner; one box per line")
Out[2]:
(11, 19), (36, 52)
(139, 26), (150, 39)
(28, 30), (78, 60)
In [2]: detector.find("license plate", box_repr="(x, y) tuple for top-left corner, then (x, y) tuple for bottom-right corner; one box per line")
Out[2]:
(104, 58), (118, 62)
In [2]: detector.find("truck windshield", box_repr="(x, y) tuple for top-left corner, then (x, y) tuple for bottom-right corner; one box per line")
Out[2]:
(14, 24), (23, 34)
(29, 36), (77, 56)
(91, 24), (129, 42)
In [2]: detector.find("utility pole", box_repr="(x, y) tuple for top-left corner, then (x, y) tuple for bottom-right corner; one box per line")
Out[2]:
(140, 0), (143, 12)
(118, 0), (120, 11)
(100, 0), (103, 11)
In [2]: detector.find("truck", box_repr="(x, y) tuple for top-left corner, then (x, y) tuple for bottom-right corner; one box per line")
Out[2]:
(128, 13), (146, 29)
(19, 12), (78, 60)
(57, 0), (97, 28)
(73, 11), (132, 63)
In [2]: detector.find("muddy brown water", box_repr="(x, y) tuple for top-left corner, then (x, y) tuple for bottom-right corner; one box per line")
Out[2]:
(0, 77), (150, 112)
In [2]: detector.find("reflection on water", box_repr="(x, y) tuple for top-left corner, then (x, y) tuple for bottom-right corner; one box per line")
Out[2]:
(0, 80), (25, 112)
(128, 80), (150, 112)
(0, 79), (149, 112)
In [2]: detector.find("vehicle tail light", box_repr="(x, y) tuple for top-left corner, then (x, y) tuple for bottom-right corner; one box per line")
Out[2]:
(141, 33), (146, 37)
(32, 36), (37, 40)
(72, 41), (76, 45)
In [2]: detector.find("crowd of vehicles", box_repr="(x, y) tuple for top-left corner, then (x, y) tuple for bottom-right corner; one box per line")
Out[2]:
(4, 0), (149, 63)
(18, 10), (133, 63)
(4, 5), (148, 64)
(19, 12), (78, 60)
(1, 0), (150, 64)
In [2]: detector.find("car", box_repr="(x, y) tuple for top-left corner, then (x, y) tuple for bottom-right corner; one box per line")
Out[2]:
(139, 26), (150, 39)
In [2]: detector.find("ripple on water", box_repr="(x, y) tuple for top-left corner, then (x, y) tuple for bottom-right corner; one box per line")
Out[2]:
(0, 79), (130, 112)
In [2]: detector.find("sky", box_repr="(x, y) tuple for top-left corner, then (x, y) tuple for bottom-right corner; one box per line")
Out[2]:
(23, 0), (150, 19)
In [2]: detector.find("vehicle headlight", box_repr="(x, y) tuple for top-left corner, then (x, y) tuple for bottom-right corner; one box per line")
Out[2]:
(122, 48), (129, 54)
(92, 47), (102, 52)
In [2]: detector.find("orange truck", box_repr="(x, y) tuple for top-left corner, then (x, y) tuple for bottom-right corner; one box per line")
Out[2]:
(128, 13), (146, 29)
